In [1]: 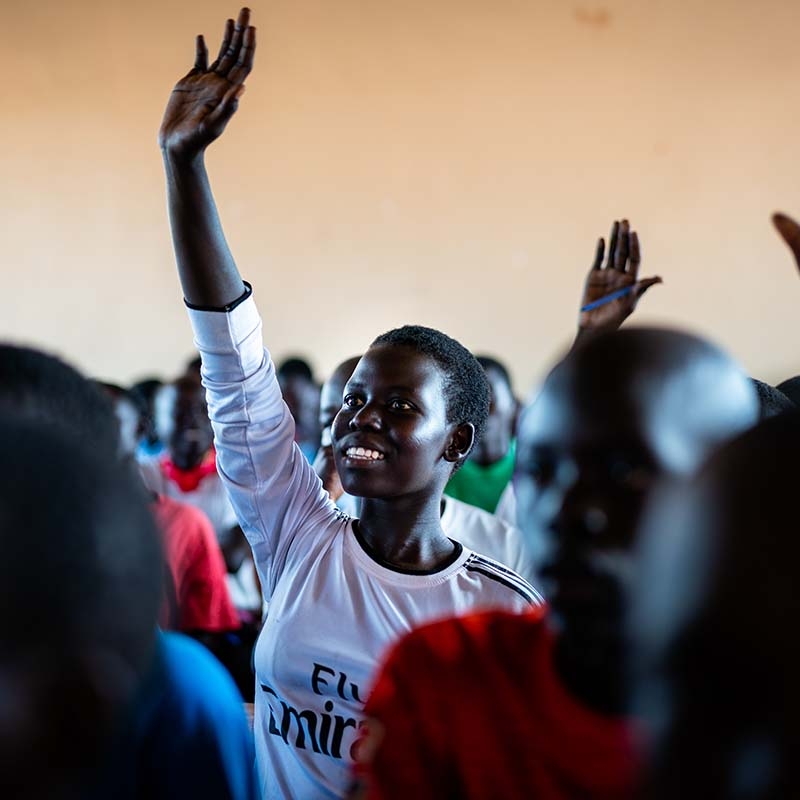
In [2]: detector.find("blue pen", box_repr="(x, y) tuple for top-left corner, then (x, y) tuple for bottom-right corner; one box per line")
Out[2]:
(580, 285), (635, 312)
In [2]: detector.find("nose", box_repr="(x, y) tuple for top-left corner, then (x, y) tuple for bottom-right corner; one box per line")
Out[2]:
(348, 401), (383, 431)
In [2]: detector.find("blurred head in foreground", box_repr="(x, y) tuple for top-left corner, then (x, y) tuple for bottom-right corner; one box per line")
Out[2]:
(634, 411), (800, 799)
(0, 420), (161, 799)
(514, 327), (758, 713)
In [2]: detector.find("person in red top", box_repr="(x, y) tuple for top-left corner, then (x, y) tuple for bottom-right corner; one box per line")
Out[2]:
(153, 494), (240, 634)
(353, 223), (759, 799)
(358, 606), (638, 799)
(100, 381), (240, 635)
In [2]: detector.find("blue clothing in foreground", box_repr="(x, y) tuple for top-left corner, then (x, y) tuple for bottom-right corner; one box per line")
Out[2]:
(90, 632), (257, 800)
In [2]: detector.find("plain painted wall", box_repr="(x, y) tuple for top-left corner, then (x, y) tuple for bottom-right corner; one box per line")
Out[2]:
(3, 0), (800, 394)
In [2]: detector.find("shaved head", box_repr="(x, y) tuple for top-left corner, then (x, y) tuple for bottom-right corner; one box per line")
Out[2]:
(521, 328), (759, 479)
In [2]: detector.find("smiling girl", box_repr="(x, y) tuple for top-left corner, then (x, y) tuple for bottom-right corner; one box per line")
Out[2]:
(159, 9), (540, 798)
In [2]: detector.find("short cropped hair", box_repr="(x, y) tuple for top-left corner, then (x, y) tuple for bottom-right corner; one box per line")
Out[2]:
(372, 325), (490, 451)
(751, 378), (796, 419)
(776, 375), (800, 407)
(277, 356), (315, 382)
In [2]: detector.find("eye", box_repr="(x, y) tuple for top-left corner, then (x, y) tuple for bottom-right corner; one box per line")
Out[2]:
(343, 394), (364, 409)
(388, 398), (415, 412)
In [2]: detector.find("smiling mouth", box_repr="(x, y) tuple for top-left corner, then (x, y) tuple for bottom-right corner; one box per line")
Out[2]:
(344, 446), (385, 462)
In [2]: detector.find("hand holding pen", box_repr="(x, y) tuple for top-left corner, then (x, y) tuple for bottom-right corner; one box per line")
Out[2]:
(576, 219), (662, 340)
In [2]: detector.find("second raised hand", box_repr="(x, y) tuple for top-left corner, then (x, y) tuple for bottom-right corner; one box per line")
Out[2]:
(577, 219), (662, 334)
(158, 7), (256, 160)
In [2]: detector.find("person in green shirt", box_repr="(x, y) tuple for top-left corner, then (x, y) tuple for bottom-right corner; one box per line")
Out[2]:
(444, 356), (518, 514)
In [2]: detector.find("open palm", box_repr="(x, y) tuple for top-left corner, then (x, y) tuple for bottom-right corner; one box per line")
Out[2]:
(579, 219), (662, 332)
(158, 8), (256, 159)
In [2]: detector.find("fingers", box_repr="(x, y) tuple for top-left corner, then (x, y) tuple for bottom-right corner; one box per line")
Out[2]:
(605, 221), (619, 269)
(633, 276), (662, 299)
(216, 7), (251, 77)
(235, 7), (251, 30)
(591, 238), (605, 270)
(209, 18), (234, 72)
(194, 34), (208, 72)
(227, 25), (256, 85)
(772, 212), (800, 268)
(628, 230), (641, 278)
(613, 219), (630, 271)
(604, 218), (638, 273)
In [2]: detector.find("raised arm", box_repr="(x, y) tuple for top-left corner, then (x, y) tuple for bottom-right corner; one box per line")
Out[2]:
(572, 219), (662, 348)
(158, 8), (256, 307)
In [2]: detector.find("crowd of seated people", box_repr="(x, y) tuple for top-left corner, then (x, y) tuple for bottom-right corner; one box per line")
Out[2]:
(7, 5), (800, 799)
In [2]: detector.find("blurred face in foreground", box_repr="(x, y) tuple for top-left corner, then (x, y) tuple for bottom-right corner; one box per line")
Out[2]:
(514, 328), (758, 708)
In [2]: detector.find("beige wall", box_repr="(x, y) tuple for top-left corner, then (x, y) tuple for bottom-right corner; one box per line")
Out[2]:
(3, 0), (800, 393)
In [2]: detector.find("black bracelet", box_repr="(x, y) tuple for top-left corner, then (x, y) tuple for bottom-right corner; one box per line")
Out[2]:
(184, 281), (253, 313)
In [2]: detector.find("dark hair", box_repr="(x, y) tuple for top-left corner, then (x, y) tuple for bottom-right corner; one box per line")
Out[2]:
(277, 356), (315, 382)
(97, 380), (138, 408)
(131, 377), (164, 403)
(476, 355), (513, 391)
(185, 355), (203, 375)
(776, 375), (800, 407)
(751, 378), (796, 419)
(0, 345), (120, 457)
(130, 378), (163, 448)
(371, 325), (490, 451)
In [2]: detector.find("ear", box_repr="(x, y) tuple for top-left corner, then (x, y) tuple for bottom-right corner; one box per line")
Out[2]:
(444, 423), (475, 465)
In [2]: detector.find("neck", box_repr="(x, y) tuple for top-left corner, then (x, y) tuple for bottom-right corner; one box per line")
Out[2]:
(358, 491), (454, 571)
(553, 630), (629, 717)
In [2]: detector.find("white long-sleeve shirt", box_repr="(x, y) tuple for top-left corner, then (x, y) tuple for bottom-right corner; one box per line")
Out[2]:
(188, 293), (542, 799)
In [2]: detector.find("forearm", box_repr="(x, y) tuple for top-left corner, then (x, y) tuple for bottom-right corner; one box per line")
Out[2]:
(163, 151), (246, 307)
(570, 322), (616, 352)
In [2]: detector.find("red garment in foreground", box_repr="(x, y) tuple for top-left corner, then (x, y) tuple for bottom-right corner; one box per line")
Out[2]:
(152, 494), (240, 633)
(357, 608), (640, 800)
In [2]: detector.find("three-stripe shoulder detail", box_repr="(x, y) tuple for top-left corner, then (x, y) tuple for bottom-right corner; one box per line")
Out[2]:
(464, 553), (544, 606)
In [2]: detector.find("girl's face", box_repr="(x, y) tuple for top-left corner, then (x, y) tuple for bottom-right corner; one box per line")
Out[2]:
(331, 343), (456, 500)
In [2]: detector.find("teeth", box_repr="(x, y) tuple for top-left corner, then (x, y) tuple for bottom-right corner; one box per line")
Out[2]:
(346, 447), (384, 461)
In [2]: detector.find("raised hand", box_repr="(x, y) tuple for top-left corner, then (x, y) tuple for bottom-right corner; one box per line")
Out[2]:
(772, 213), (800, 273)
(158, 8), (256, 160)
(577, 219), (662, 334)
